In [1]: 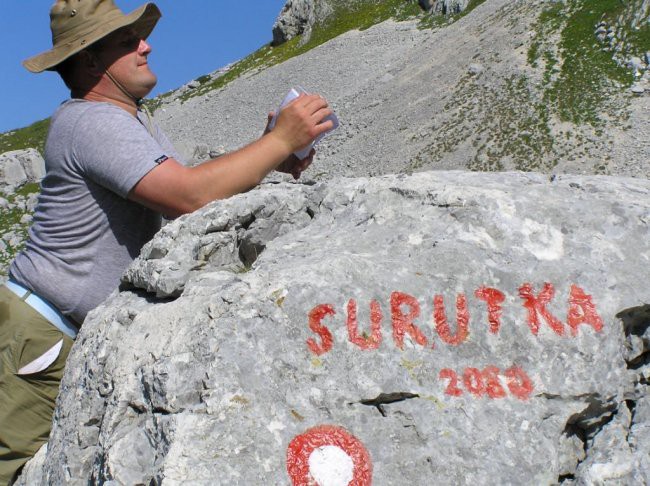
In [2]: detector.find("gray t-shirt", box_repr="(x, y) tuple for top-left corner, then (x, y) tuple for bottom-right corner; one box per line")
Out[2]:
(11, 99), (182, 324)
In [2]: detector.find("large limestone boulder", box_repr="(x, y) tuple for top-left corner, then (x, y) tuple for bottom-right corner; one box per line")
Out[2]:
(272, 0), (327, 46)
(0, 148), (45, 191)
(433, 0), (471, 15)
(420, 0), (471, 13)
(26, 171), (650, 484)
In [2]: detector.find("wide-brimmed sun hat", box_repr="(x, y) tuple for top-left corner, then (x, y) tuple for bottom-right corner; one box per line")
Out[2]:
(23, 0), (161, 73)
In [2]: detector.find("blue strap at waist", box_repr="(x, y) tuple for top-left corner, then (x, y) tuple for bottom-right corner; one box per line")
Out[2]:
(5, 279), (78, 339)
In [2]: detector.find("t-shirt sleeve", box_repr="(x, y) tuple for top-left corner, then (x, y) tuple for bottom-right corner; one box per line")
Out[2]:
(72, 105), (170, 198)
(153, 123), (187, 166)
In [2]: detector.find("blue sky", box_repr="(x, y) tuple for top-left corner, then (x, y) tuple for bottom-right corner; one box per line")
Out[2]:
(0, 0), (287, 133)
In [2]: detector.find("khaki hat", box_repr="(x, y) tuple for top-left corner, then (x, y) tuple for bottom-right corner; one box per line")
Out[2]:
(23, 0), (161, 73)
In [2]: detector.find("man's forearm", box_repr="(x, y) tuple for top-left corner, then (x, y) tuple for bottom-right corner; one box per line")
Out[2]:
(186, 131), (294, 205)
(130, 94), (333, 217)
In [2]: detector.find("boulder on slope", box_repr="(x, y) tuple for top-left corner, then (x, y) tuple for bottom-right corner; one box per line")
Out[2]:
(0, 148), (44, 192)
(272, 0), (333, 46)
(433, 0), (471, 15)
(22, 171), (650, 484)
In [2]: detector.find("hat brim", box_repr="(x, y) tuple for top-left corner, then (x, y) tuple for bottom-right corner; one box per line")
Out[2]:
(23, 2), (161, 74)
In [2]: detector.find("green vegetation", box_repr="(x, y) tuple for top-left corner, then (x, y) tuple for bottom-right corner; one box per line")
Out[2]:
(529, 0), (633, 126)
(402, 0), (640, 172)
(195, 74), (212, 85)
(0, 182), (40, 274)
(410, 73), (556, 172)
(0, 118), (50, 155)
(626, 23), (650, 51)
(14, 182), (40, 198)
(527, 1), (564, 68)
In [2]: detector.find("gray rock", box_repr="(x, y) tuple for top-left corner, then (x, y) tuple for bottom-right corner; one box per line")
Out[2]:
(20, 214), (32, 224)
(0, 197), (8, 209)
(13, 444), (47, 486)
(26, 193), (39, 211)
(434, 0), (471, 16)
(628, 56), (645, 73)
(572, 403), (646, 484)
(191, 143), (211, 164)
(272, 0), (328, 46)
(209, 146), (227, 159)
(632, 0), (650, 28)
(468, 63), (484, 75)
(419, 0), (435, 11)
(29, 171), (650, 484)
(0, 148), (45, 190)
(631, 83), (646, 94)
(8, 234), (22, 247)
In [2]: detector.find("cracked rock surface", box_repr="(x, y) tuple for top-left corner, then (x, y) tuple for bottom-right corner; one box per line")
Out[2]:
(23, 171), (650, 484)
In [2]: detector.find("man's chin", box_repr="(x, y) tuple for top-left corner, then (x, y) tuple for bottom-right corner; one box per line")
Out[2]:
(140, 75), (157, 98)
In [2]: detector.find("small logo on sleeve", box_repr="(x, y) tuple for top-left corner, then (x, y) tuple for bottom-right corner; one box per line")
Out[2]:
(155, 155), (169, 165)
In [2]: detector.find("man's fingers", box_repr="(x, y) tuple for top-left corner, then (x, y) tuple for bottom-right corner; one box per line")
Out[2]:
(303, 95), (329, 113)
(314, 118), (335, 136)
(311, 107), (333, 124)
(287, 92), (310, 108)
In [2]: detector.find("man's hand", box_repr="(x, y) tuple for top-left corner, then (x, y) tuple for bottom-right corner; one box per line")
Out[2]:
(267, 93), (333, 155)
(265, 112), (315, 179)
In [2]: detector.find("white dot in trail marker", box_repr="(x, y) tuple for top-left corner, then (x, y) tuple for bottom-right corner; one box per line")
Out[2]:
(308, 445), (354, 486)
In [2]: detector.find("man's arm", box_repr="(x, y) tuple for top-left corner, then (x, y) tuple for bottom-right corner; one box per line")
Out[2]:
(129, 94), (333, 218)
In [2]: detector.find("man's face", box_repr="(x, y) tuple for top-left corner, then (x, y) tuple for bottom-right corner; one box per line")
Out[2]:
(93, 26), (157, 99)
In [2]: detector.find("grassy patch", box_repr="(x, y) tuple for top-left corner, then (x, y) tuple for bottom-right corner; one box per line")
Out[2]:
(0, 118), (50, 156)
(410, 71), (556, 173)
(625, 21), (650, 59)
(195, 74), (212, 85)
(13, 182), (40, 198)
(0, 183), (40, 275)
(527, 1), (564, 67)
(531, 0), (632, 126)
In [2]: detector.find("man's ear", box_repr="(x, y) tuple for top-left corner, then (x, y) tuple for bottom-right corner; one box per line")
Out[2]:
(79, 50), (104, 78)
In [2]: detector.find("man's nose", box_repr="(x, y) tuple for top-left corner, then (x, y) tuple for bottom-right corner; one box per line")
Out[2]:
(138, 39), (152, 55)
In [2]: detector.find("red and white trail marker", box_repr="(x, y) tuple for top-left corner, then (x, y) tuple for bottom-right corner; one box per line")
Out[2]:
(287, 425), (372, 486)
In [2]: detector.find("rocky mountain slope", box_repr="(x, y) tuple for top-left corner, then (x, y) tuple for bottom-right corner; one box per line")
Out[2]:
(8, 0), (650, 483)
(152, 0), (649, 179)
(0, 149), (43, 275)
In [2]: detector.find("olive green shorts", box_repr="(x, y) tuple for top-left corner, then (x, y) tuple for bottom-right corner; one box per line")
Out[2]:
(0, 286), (73, 485)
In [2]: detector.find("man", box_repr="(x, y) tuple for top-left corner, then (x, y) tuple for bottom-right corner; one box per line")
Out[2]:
(0, 1), (333, 482)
